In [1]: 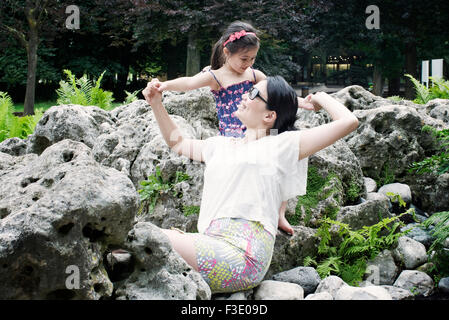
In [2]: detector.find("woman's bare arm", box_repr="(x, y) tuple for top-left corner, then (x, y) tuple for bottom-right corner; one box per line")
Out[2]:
(142, 82), (206, 162)
(298, 92), (359, 160)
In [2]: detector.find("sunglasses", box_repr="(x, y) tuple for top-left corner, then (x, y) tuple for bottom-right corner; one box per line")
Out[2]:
(248, 86), (268, 104)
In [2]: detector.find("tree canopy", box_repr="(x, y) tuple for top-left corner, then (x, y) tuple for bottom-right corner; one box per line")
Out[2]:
(1, 0), (448, 106)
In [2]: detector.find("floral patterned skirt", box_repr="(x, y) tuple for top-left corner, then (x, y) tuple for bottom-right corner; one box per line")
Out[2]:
(190, 217), (275, 293)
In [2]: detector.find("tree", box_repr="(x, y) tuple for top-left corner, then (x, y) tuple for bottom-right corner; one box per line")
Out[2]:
(52, 0), (139, 101)
(296, 0), (449, 97)
(130, 0), (309, 79)
(0, 0), (63, 115)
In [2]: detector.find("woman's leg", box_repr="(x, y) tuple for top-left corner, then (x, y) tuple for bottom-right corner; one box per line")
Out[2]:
(160, 229), (199, 271)
(278, 201), (294, 235)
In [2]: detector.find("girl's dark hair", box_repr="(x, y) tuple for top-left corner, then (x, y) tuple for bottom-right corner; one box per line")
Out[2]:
(266, 76), (298, 134)
(210, 21), (260, 70)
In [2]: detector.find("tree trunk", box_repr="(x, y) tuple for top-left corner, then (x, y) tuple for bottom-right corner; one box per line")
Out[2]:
(388, 77), (401, 96)
(404, 41), (417, 100)
(186, 30), (200, 76)
(372, 65), (384, 97)
(23, 8), (39, 116)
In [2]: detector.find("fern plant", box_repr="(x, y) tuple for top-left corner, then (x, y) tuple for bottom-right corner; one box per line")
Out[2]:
(305, 208), (412, 286)
(405, 74), (449, 104)
(123, 89), (142, 105)
(137, 166), (191, 215)
(409, 125), (449, 175)
(0, 92), (43, 143)
(422, 211), (449, 252)
(421, 211), (449, 281)
(56, 70), (114, 109)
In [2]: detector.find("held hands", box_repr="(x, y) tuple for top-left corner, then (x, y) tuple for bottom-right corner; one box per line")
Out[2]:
(146, 78), (168, 92)
(142, 79), (163, 107)
(297, 93), (323, 112)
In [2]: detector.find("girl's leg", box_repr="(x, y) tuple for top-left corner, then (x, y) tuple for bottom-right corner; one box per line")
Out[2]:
(160, 229), (199, 271)
(278, 201), (294, 235)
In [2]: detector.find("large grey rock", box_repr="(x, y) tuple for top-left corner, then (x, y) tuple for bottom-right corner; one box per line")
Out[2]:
(0, 137), (28, 156)
(393, 236), (428, 269)
(267, 225), (319, 277)
(163, 88), (218, 137)
(304, 292), (333, 300)
(345, 104), (444, 181)
(289, 108), (366, 227)
(272, 266), (321, 295)
(254, 280), (304, 300)
(335, 285), (392, 300)
(27, 105), (115, 155)
(364, 250), (398, 285)
(331, 85), (394, 110)
(438, 277), (449, 294)
(114, 222), (211, 300)
(315, 275), (348, 299)
(403, 172), (449, 215)
(336, 197), (393, 230)
(378, 183), (412, 205)
(424, 99), (449, 124)
(400, 223), (435, 248)
(0, 139), (139, 299)
(393, 270), (434, 297)
(364, 177), (377, 193)
(98, 100), (207, 232)
(381, 285), (415, 300)
(338, 89), (449, 214)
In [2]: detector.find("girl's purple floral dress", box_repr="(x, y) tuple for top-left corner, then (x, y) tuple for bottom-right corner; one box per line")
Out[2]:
(209, 68), (257, 138)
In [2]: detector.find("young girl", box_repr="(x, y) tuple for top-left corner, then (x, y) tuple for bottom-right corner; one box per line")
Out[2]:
(142, 75), (359, 293)
(152, 21), (298, 235)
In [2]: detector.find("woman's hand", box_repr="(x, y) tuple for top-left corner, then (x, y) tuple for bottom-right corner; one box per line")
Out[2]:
(147, 78), (168, 92)
(142, 81), (163, 107)
(298, 93), (322, 112)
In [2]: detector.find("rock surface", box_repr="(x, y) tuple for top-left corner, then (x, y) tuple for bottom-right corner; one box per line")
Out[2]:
(114, 222), (210, 300)
(0, 140), (139, 299)
(335, 285), (392, 300)
(393, 270), (434, 297)
(272, 266), (321, 295)
(393, 236), (428, 269)
(254, 280), (304, 300)
(1, 86), (448, 300)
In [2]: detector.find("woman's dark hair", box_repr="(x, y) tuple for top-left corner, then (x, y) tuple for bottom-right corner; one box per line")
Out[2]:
(210, 21), (260, 70)
(266, 76), (298, 134)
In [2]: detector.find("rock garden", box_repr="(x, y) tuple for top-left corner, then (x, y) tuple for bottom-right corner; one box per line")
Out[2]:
(0, 86), (448, 300)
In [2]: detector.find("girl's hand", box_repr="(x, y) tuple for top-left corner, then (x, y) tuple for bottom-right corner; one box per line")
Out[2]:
(142, 82), (162, 107)
(148, 78), (168, 92)
(298, 93), (322, 112)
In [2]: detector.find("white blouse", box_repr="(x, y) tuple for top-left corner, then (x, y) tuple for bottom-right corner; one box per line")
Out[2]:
(198, 130), (308, 237)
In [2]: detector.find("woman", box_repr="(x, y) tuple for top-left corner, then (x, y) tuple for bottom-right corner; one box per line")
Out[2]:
(142, 76), (358, 293)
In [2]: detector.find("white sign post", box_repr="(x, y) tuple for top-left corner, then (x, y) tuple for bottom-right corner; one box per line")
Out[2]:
(432, 59), (444, 80)
(422, 60), (429, 88)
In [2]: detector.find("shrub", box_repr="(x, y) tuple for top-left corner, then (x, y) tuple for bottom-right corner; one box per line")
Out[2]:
(56, 70), (114, 109)
(405, 74), (449, 104)
(0, 92), (43, 143)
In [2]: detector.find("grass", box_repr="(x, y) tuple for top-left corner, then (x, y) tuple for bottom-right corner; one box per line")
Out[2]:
(13, 100), (124, 113)
(14, 101), (57, 113)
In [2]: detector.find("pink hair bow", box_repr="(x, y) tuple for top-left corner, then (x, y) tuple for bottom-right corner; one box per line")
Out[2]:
(223, 30), (257, 47)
